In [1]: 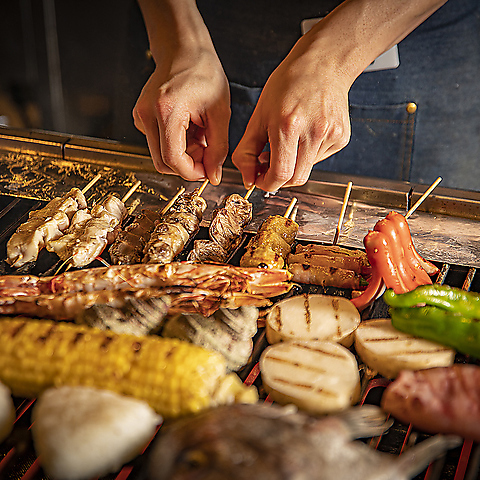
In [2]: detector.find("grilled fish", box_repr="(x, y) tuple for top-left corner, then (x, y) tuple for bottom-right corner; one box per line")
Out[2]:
(148, 403), (461, 480)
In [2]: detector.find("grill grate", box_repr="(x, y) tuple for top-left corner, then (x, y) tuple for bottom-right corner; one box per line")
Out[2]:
(0, 193), (479, 480)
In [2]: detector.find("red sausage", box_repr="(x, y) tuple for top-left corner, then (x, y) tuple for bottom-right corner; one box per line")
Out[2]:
(374, 218), (431, 287)
(386, 211), (439, 276)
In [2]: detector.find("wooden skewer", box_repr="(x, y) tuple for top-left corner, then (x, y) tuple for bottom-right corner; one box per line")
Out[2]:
(333, 181), (353, 245)
(197, 179), (210, 196)
(160, 186), (186, 215)
(289, 206), (298, 223)
(244, 185), (256, 200)
(121, 180), (142, 204)
(405, 176), (442, 219)
(81, 173), (102, 195)
(284, 197), (298, 219)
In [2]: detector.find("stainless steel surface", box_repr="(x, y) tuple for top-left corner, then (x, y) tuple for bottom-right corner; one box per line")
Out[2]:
(1, 126), (479, 267)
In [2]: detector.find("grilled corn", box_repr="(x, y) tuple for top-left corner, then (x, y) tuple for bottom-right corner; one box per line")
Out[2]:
(0, 318), (258, 418)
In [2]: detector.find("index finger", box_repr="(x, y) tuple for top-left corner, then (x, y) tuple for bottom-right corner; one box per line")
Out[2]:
(160, 112), (207, 181)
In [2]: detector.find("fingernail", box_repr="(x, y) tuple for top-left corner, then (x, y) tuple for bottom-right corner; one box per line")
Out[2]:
(215, 166), (223, 184)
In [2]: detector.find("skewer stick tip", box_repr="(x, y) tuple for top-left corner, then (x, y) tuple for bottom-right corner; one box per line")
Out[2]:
(405, 176), (442, 219)
(244, 185), (256, 200)
(197, 179), (210, 196)
(81, 173), (102, 194)
(284, 197), (298, 219)
(333, 181), (353, 245)
(160, 186), (186, 215)
(121, 180), (142, 203)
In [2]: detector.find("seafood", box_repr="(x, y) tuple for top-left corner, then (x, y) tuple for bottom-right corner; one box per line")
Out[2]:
(143, 189), (207, 265)
(6, 187), (88, 268)
(76, 296), (171, 336)
(189, 193), (252, 263)
(0, 287), (272, 320)
(0, 262), (293, 297)
(46, 194), (127, 268)
(163, 306), (259, 371)
(148, 403), (461, 480)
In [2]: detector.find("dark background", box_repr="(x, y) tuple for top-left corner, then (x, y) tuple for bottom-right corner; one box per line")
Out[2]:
(0, 0), (153, 146)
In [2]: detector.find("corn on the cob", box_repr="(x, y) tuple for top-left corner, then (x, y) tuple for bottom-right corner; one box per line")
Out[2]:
(0, 318), (258, 418)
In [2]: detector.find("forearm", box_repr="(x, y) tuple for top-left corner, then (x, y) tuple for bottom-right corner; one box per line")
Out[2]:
(301, 0), (448, 87)
(137, 0), (215, 67)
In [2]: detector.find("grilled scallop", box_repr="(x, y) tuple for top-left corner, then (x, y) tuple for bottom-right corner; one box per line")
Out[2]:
(354, 318), (455, 379)
(266, 294), (360, 347)
(260, 340), (361, 415)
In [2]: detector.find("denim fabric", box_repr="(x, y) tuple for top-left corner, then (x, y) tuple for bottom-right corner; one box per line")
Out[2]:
(201, 0), (480, 191)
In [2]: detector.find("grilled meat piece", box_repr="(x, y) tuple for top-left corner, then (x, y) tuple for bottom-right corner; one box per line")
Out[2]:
(240, 216), (298, 269)
(148, 403), (460, 480)
(47, 195), (127, 268)
(109, 209), (161, 265)
(76, 296), (171, 336)
(287, 263), (365, 289)
(6, 188), (87, 268)
(162, 306), (258, 371)
(189, 194), (252, 263)
(143, 189), (207, 265)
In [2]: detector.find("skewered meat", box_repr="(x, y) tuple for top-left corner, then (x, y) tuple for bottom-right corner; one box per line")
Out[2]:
(240, 216), (298, 269)
(47, 195), (127, 268)
(143, 189), (207, 265)
(76, 296), (171, 336)
(189, 193), (252, 263)
(32, 386), (161, 480)
(287, 263), (365, 289)
(162, 306), (258, 371)
(148, 403), (461, 480)
(381, 364), (480, 441)
(289, 244), (371, 275)
(109, 209), (161, 265)
(6, 188), (88, 268)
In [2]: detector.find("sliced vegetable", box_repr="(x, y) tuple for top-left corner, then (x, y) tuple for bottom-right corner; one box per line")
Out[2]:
(260, 341), (360, 415)
(266, 294), (361, 347)
(354, 318), (455, 379)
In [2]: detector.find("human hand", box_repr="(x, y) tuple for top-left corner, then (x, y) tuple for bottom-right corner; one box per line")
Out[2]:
(133, 50), (230, 184)
(231, 38), (352, 192)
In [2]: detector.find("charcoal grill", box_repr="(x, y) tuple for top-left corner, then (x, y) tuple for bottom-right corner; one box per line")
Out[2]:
(0, 126), (479, 480)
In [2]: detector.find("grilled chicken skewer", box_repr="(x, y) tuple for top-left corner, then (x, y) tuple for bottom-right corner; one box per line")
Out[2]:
(5, 174), (101, 268)
(188, 186), (255, 263)
(142, 180), (208, 265)
(240, 197), (299, 269)
(109, 187), (186, 265)
(46, 182), (140, 268)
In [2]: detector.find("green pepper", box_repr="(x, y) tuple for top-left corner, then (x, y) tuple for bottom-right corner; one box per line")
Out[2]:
(384, 285), (480, 319)
(390, 305), (480, 358)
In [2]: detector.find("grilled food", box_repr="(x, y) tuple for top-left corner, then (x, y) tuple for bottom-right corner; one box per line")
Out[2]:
(148, 403), (460, 480)
(6, 187), (88, 268)
(240, 215), (298, 269)
(260, 340), (361, 415)
(76, 296), (171, 336)
(0, 318), (258, 418)
(109, 209), (161, 265)
(354, 318), (455, 379)
(0, 380), (14, 443)
(162, 306), (258, 371)
(46, 194), (127, 268)
(266, 294), (360, 347)
(188, 193), (252, 263)
(382, 365), (480, 442)
(143, 188), (207, 265)
(32, 386), (161, 480)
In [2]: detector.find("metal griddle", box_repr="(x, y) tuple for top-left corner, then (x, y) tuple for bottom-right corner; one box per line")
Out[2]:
(0, 126), (479, 480)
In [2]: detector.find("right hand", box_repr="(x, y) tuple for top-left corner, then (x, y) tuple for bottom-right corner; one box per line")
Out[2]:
(133, 49), (231, 185)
